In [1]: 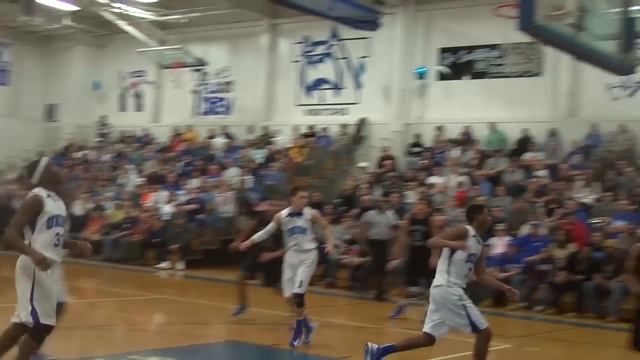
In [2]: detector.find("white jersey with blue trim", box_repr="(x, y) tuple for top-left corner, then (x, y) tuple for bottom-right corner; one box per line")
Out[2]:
(432, 225), (483, 289)
(23, 187), (67, 263)
(279, 207), (317, 251)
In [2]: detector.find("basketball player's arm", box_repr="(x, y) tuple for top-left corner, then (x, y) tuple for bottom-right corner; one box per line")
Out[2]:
(625, 244), (640, 295)
(3, 195), (53, 270)
(229, 218), (258, 251)
(239, 214), (282, 250)
(475, 248), (519, 300)
(426, 226), (468, 251)
(312, 210), (336, 256)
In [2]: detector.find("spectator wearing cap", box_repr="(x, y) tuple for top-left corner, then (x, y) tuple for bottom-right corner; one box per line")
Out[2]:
(583, 239), (629, 321)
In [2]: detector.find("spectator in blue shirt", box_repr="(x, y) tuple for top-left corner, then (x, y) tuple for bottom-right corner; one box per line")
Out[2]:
(584, 123), (603, 159)
(607, 199), (640, 239)
(488, 241), (523, 306)
(316, 127), (333, 148)
(515, 222), (552, 308)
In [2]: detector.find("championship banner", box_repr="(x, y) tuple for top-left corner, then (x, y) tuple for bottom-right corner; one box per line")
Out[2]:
(439, 42), (543, 81)
(191, 66), (235, 117)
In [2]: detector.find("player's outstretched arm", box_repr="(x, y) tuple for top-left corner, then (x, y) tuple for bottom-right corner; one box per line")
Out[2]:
(239, 214), (282, 251)
(3, 195), (52, 270)
(426, 226), (468, 251)
(474, 248), (519, 301)
(625, 244), (640, 295)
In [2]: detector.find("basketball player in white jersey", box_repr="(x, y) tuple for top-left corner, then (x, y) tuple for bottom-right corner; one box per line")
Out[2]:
(0, 157), (92, 360)
(365, 204), (519, 360)
(239, 187), (335, 347)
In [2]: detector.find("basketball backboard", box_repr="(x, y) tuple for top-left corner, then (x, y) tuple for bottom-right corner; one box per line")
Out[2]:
(520, 0), (638, 75)
(136, 45), (208, 69)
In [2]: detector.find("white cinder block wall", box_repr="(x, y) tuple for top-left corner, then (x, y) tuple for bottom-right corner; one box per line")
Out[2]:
(0, 0), (637, 168)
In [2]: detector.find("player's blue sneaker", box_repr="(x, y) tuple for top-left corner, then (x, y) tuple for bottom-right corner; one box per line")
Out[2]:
(389, 303), (407, 319)
(365, 342), (381, 360)
(303, 322), (317, 345)
(231, 304), (247, 317)
(289, 320), (304, 347)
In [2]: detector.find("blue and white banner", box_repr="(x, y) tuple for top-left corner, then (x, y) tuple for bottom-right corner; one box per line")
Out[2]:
(191, 66), (235, 117)
(291, 26), (370, 116)
(0, 42), (12, 86)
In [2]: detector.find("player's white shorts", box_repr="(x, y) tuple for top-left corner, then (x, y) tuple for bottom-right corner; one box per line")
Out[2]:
(281, 248), (318, 297)
(11, 255), (65, 327)
(423, 285), (488, 338)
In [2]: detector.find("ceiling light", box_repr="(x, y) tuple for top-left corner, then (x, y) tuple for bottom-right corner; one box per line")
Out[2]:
(135, 0), (159, 3)
(36, 0), (80, 11)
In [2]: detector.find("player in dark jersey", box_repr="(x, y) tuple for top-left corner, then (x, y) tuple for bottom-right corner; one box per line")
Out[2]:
(229, 201), (286, 316)
(388, 199), (435, 319)
(626, 243), (640, 351)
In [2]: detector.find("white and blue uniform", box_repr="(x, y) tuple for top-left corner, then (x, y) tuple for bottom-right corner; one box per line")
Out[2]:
(423, 225), (488, 338)
(12, 187), (67, 327)
(279, 207), (318, 297)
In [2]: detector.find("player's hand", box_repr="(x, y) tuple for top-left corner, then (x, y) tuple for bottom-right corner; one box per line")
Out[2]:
(228, 241), (240, 252)
(238, 241), (252, 252)
(258, 252), (279, 263)
(70, 241), (93, 258)
(504, 286), (520, 302)
(30, 251), (54, 271)
(324, 242), (336, 256)
(386, 259), (403, 272)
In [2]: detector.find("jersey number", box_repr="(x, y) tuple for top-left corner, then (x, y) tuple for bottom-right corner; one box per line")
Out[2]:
(54, 232), (63, 248)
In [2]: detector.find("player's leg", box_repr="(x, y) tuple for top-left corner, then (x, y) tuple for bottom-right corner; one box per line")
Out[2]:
(0, 256), (37, 356)
(15, 324), (54, 360)
(473, 327), (493, 360)
(455, 293), (492, 360)
(14, 260), (58, 360)
(0, 323), (29, 356)
(280, 251), (300, 344)
(232, 248), (261, 316)
(366, 288), (446, 359)
(289, 250), (318, 347)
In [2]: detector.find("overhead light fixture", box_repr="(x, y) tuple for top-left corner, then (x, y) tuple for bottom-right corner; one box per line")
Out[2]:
(36, 0), (80, 11)
(111, 2), (157, 18)
(135, 0), (159, 3)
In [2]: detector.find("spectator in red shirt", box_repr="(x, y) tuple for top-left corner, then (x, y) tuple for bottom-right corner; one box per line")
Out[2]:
(560, 211), (589, 248)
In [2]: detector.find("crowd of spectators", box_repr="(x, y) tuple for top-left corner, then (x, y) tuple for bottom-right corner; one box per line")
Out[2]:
(0, 119), (638, 321)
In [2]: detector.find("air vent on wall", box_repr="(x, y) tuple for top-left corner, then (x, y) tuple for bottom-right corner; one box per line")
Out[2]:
(44, 103), (59, 122)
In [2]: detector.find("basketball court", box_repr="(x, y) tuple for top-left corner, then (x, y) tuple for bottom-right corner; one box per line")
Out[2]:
(0, 253), (634, 360)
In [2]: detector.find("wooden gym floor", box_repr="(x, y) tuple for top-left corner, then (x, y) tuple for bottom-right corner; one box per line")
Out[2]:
(0, 253), (637, 360)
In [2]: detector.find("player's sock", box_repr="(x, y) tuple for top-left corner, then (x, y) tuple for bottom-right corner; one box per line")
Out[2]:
(289, 319), (304, 347)
(378, 344), (397, 357)
(231, 304), (247, 317)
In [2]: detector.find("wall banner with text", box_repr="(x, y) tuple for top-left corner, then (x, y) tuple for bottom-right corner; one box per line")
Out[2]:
(439, 42), (543, 81)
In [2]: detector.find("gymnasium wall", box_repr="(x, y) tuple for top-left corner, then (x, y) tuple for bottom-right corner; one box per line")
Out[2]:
(2, 0), (639, 167)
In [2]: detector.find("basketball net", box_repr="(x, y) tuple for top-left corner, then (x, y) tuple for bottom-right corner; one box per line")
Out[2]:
(494, 1), (572, 21)
(170, 61), (186, 89)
